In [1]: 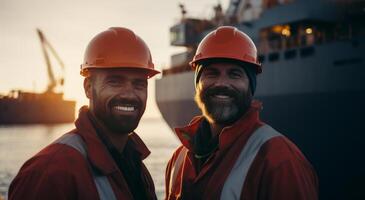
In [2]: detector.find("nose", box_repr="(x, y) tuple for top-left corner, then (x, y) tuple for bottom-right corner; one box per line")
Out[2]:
(213, 74), (230, 88)
(116, 82), (137, 99)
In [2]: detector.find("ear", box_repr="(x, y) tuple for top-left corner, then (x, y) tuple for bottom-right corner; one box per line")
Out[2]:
(83, 77), (92, 99)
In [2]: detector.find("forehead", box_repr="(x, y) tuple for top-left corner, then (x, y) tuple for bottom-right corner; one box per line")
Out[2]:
(90, 68), (149, 79)
(203, 62), (246, 73)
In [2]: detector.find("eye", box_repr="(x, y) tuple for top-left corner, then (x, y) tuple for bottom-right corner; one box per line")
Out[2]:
(106, 78), (122, 86)
(133, 80), (147, 90)
(229, 69), (244, 79)
(202, 70), (218, 78)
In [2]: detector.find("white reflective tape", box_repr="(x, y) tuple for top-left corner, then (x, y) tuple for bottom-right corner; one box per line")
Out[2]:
(55, 133), (117, 200)
(93, 175), (117, 200)
(220, 125), (282, 200)
(169, 147), (188, 195)
(54, 133), (87, 156)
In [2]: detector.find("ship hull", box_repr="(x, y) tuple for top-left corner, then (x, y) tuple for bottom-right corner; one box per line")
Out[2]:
(258, 91), (364, 200)
(0, 98), (75, 124)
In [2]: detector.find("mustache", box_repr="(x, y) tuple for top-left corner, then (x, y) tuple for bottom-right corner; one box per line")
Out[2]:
(109, 97), (142, 108)
(203, 86), (239, 99)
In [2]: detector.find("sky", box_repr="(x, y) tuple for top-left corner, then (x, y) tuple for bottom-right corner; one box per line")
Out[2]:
(0, 0), (230, 118)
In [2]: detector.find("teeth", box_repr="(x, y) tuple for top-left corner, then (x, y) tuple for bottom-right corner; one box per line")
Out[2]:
(114, 106), (135, 112)
(214, 95), (230, 99)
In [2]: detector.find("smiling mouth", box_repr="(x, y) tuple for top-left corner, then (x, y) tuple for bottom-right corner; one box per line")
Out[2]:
(208, 95), (233, 104)
(214, 94), (231, 99)
(112, 105), (136, 112)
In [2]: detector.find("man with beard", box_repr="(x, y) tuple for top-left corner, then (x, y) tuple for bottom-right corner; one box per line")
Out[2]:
(9, 27), (159, 200)
(165, 26), (318, 200)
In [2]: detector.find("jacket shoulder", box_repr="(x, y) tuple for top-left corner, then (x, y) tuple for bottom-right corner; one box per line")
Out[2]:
(258, 134), (314, 170)
(26, 132), (88, 171)
(8, 133), (93, 199)
(245, 133), (319, 199)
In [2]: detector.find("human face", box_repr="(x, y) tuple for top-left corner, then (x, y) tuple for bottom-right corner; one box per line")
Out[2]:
(84, 68), (148, 134)
(195, 62), (252, 125)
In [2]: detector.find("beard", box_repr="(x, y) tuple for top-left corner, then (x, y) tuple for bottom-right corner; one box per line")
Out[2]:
(92, 87), (145, 134)
(195, 85), (252, 125)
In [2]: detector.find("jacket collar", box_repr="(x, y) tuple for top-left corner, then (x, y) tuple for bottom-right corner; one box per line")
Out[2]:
(74, 106), (150, 175)
(175, 100), (262, 152)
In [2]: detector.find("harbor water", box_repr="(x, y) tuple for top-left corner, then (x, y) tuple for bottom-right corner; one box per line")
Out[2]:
(0, 117), (179, 199)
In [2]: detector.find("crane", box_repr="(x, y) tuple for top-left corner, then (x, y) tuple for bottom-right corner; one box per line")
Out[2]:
(36, 29), (65, 93)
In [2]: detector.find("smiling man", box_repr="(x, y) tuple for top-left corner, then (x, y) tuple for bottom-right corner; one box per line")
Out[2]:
(9, 27), (159, 200)
(165, 26), (318, 200)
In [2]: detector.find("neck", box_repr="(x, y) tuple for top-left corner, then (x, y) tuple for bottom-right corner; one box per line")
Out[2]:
(103, 129), (129, 153)
(89, 111), (129, 153)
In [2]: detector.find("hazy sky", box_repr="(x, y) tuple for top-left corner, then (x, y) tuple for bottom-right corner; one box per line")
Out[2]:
(0, 0), (229, 118)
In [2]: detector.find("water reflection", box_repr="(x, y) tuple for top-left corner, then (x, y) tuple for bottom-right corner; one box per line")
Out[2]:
(0, 119), (178, 199)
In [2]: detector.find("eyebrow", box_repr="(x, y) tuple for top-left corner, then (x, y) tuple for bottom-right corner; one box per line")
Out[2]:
(105, 74), (124, 79)
(203, 67), (219, 72)
(133, 78), (148, 83)
(105, 75), (148, 83)
(230, 68), (245, 73)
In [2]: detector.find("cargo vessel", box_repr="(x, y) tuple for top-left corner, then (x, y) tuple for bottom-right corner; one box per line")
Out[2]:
(0, 29), (75, 124)
(156, 0), (365, 199)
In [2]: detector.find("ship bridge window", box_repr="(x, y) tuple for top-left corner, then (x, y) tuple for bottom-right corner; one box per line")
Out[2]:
(259, 20), (339, 54)
(268, 52), (280, 62)
(300, 46), (315, 57)
(170, 25), (185, 46)
(284, 49), (297, 59)
(300, 26), (316, 46)
(259, 24), (298, 53)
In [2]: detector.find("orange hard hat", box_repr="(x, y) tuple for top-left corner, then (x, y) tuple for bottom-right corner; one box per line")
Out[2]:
(80, 27), (160, 78)
(190, 26), (262, 73)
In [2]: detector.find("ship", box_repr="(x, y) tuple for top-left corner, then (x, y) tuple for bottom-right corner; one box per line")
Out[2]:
(0, 29), (76, 124)
(155, 0), (365, 199)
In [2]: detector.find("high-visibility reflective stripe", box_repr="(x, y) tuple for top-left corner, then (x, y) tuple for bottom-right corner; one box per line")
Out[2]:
(169, 147), (188, 195)
(169, 125), (282, 200)
(54, 133), (117, 200)
(220, 125), (282, 200)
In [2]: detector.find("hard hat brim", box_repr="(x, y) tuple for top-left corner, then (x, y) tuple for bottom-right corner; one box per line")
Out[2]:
(80, 65), (160, 78)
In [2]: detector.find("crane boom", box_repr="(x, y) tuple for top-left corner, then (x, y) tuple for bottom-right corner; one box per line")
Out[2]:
(36, 29), (65, 93)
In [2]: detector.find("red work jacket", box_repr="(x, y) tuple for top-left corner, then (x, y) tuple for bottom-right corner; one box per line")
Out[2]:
(165, 101), (318, 200)
(9, 107), (156, 200)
